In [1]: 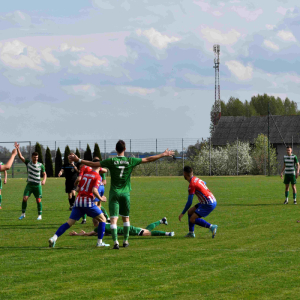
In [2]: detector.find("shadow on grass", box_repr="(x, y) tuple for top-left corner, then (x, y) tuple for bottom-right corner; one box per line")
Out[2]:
(218, 203), (283, 206)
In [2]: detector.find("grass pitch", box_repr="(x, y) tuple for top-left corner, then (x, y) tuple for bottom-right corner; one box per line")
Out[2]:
(0, 176), (300, 300)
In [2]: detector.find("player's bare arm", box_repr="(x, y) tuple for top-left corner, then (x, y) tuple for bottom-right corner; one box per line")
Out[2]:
(100, 168), (107, 174)
(92, 187), (107, 202)
(14, 143), (25, 163)
(296, 162), (300, 179)
(68, 153), (101, 168)
(41, 172), (47, 185)
(280, 163), (285, 179)
(4, 170), (7, 184)
(141, 149), (175, 164)
(1, 149), (17, 171)
(58, 168), (64, 177)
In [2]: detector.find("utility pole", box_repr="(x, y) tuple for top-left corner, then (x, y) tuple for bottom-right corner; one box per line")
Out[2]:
(268, 102), (270, 176)
(213, 44), (221, 131)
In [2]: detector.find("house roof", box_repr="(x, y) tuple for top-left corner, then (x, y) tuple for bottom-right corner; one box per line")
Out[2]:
(211, 116), (300, 145)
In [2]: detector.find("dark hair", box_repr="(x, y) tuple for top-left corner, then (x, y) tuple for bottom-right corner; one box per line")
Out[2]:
(32, 152), (39, 157)
(286, 145), (292, 149)
(183, 166), (193, 174)
(92, 157), (100, 162)
(116, 140), (126, 153)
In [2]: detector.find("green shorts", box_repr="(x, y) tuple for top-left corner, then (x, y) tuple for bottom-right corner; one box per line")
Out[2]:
(23, 183), (43, 198)
(284, 174), (296, 185)
(0, 179), (2, 190)
(109, 192), (130, 217)
(129, 225), (143, 236)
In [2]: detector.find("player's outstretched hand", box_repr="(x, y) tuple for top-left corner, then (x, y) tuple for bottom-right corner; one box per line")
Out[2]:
(178, 213), (184, 222)
(14, 142), (19, 149)
(12, 149), (17, 155)
(68, 153), (79, 162)
(4, 179), (7, 184)
(41, 180), (46, 186)
(69, 231), (78, 236)
(163, 148), (175, 157)
(101, 196), (107, 202)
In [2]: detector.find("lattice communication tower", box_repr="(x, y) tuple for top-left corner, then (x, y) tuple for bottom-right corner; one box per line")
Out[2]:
(213, 44), (221, 127)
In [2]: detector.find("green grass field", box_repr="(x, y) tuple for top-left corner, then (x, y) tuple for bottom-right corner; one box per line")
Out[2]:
(1, 176), (300, 300)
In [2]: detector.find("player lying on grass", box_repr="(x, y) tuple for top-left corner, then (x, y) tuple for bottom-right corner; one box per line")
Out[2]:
(69, 217), (174, 237)
(179, 166), (218, 238)
(49, 158), (110, 248)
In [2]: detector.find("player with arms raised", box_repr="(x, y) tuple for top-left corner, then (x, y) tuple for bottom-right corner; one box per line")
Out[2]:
(48, 158), (109, 248)
(15, 143), (46, 220)
(0, 160), (7, 210)
(69, 140), (174, 249)
(179, 166), (218, 238)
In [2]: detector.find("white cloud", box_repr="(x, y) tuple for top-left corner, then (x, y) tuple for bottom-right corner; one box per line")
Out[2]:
(60, 43), (85, 52)
(193, 1), (210, 12)
(263, 40), (279, 51)
(63, 84), (98, 101)
(0, 10), (31, 27)
(266, 24), (276, 30)
(225, 60), (253, 80)
(230, 6), (263, 21)
(276, 6), (294, 16)
(125, 86), (156, 96)
(277, 30), (296, 42)
(200, 26), (241, 45)
(212, 11), (223, 16)
(70, 55), (108, 67)
(136, 28), (180, 49)
(41, 48), (60, 66)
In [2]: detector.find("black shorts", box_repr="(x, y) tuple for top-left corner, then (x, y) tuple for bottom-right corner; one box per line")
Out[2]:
(65, 180), (76, 193)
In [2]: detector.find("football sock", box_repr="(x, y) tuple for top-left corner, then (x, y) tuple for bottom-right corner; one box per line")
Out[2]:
(71, 195), (75, 206)
(55, 222), (70, 237)
(22, 201), (27, 213)
(285, 191), (289, 199)
(151, 230), (166, 236)
(68, 197), (72, 206)
(110, 224), (118, 243)
(0, 195), (2, 206)
(98, 222), (106, 240)
(36, 198), (42, 215)
(83, 214), (87, 221)
(123, 222), (130, 242)
(188, 214), (195, 232)
(146, 220), (161, 231)
(101, 207), (109, 220)
(195, 218), (211, 228)
(293, 193), (296, 200)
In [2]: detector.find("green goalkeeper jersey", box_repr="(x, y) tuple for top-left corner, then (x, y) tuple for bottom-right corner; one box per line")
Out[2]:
(0, 162), (3, 179)
(100, 156), (142, 194)
(24, 159), (45, 185)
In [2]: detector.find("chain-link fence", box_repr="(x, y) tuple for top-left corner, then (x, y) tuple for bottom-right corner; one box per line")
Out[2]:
(1, 137), (299, 178)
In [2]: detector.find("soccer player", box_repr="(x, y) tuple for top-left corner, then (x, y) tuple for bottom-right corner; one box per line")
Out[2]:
(48, 158), (109, 248)
(281, 146), (300, 205)
(179, 166), (218, 238)
(0, 161), (7, 210)
(0, 149), (17, 209)
(69, 217), (174, 237)
(15, 143), (46, 220)
(58, 159), (80, 210)
(69, 140), (175, 249)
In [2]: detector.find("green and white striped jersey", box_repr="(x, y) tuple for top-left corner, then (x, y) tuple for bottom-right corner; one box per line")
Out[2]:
(284, 155), (299, 175)
(25, 159), (45, 185)
(0, 162), (3, 179)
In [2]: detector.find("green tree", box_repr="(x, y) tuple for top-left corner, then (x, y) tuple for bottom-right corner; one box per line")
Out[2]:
(93, 143), (102, 160)
(84, 144), (92, 161)
(35, 142), (44, 164)
(226, 97), (246, 116)
(45, 147), (54, 177)
(75, 148), (81, 158)
(63, 145), (71, 165)
(55, 147), (62, 177)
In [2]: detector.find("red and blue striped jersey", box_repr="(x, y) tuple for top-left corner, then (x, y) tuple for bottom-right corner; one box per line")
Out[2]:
(188, 177), (216, 204)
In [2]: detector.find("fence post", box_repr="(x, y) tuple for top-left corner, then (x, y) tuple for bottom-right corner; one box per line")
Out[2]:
(104, 140), (106, 159)
(264, 135), (266, 175)
(79, 140), (81, 157)
(29, 141), (32, 157)
(182, 138), (184, 170)
(209, 138), (211, 176)
(130, 139), (131, 157)
(55, 141), (56, 159)
(292, 135), (293, 151)
(156, 139), (158, 176)
(236, 137), (238, 176)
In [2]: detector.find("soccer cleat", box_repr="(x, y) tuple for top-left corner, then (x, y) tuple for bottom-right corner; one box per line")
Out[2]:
(294, 200), (297, 205)
(161, 217), (168, 225)
(210, 225), (218, 238)
(168, 232), (175, 237)
(97, 242), (110, 247)
(37, 215), (42, 220)
(123, 242), (129, 248)
(81, 220), (86, 224)
(48, 238), (56, 248)
(284, 199), (288, 204)
(113, 244), (120, 250)
(19, 214), (25, 220)
(185, 232), (195, 238)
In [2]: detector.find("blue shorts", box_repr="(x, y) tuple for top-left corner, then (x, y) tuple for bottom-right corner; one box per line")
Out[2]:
(94, 185), (105, 202)
(194, 201), (216, 218)
(69, 205), (103, 221)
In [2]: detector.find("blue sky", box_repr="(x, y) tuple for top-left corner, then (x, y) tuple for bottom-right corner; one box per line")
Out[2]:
(0, 0), (300, 142)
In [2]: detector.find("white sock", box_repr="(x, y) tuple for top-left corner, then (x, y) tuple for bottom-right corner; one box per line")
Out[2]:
(114, 241), (119, 245)
(189, 231), (194, 233)
(97, 239), (102, 244)
(160, 219), (163, 224)
(165, 232), (169, 236)
(21, 213), (25, 216)
(52, 234), (58, 242)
